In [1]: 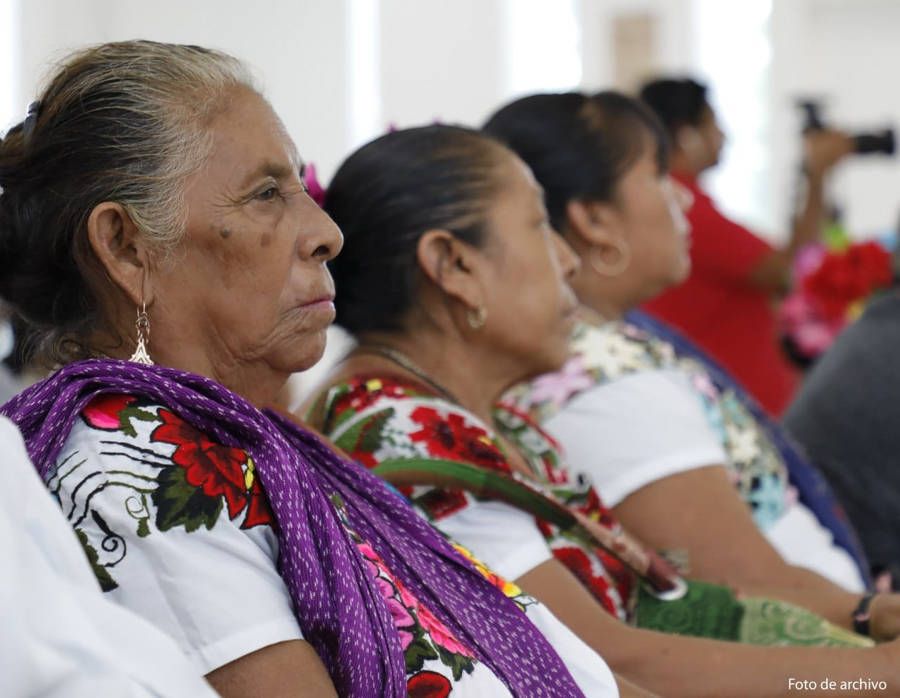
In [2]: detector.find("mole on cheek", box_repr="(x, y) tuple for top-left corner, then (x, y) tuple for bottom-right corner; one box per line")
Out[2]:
(218, 227), (233, 239)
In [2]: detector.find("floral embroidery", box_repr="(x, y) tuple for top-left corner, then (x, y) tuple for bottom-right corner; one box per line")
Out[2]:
(319, 376), (635, 620)
(410, 407), (508, 472)
(451, 543), (535, 613)
(407, 671), (452, 698)
(512, 320), (790, 529)
(357, 540), (476, 681)
(151, 408), (274, 530)
(495, 405), (634, 619)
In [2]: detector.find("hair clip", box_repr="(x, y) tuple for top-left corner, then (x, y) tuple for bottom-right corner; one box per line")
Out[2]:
(22, 101), (41, 141)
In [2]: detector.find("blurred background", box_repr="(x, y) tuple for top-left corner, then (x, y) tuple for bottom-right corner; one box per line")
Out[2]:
(3, 0), (899, 244)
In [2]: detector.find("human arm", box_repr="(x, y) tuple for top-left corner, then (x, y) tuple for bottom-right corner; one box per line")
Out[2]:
(748, 130), (854, 294)
(206, 640), (337, 698)
(613, 464), (900, 640)
(516, 558), (899, 697)
(615, 673), (659, 697)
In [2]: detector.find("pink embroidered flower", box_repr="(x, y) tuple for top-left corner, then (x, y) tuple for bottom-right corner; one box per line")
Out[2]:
(81, 394), (137, 430)
(527, 355), (593, 409)
(415, 602), (474, 658)
(358, 543), (416, 650)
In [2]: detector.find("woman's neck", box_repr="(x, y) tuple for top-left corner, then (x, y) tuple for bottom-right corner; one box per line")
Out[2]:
(353, 328), (516, 424)
(569, 267), (629, 322)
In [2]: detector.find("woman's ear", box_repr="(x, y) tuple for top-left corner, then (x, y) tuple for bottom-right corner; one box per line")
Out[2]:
(415, 229), (484, 309)
(86, 202), (155, 307)
(565, 199), (631, 277)
(676, 126), (703, 157)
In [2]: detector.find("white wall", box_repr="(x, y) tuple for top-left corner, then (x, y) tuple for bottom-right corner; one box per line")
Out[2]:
(771, 0), (900, 239)
(9, 0), (354, 178)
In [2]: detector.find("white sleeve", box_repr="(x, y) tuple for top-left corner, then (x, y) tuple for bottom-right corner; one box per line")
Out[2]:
(54, 415), (303, 675)
(429, 499), (553, 582)
(545, 369), (727, 506)
(1, 417), (218, 698)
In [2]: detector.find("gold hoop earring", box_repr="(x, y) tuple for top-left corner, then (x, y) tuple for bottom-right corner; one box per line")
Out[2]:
(128, 301), (153, 365)
(466, 305), (487, 330)
(588, 244), (631, 277)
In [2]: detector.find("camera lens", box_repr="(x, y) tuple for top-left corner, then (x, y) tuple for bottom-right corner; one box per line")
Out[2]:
(853, 129), (895, 156)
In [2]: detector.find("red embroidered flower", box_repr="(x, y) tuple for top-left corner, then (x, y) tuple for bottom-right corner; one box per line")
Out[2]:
(415, 488), (469, 521)
(333, 377), (412, 417)
(409, 407), (508, 472)
(553, 545), (620, 617)
(81, 394), (137, 430)
(151, 409), (273, 528)
(407, 671), (452, 698)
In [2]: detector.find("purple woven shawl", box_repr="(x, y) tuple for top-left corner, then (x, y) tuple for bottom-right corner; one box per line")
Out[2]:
(2, 359), (584, 697)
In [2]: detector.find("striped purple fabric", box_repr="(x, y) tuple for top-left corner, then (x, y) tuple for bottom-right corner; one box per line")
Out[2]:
(2, 358), (584, 697)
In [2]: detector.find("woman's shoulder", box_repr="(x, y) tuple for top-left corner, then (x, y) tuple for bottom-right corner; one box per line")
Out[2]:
(310, 372), (509, 475)
(40, 392), (302, 674)
(507, 319), (683, 421)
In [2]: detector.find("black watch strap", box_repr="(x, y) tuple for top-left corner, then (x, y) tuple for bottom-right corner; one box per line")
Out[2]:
(852, 592), (877, 636)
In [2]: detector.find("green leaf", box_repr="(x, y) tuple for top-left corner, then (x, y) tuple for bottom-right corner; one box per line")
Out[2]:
(76, 528), (119, 592)
(404, 635), (439, 674)
(118, 405), (160, 438)
(334, 408), (394, 457)
(152, 466), (222, 533)
(435, 643), (475, 681)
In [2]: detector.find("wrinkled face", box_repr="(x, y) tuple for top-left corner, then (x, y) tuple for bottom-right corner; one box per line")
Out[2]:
(153, 88), (343, 381)
(612, 142), (691, 298)
(477, 155), (580, 376)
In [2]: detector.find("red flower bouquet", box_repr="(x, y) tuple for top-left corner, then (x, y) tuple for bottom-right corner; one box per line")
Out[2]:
(780, 240), (893, 364)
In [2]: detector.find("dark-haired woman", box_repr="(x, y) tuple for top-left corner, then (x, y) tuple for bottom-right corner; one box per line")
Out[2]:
(484, 90), (891, 622)
(0, 41), (621, 697)
(308, 123), (900, 696)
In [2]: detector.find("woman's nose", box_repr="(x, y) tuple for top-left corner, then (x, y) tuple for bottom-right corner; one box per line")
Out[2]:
(303, 206), (344, 263)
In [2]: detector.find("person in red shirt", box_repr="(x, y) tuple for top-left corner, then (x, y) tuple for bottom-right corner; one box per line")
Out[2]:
(639, 78), (851, 415)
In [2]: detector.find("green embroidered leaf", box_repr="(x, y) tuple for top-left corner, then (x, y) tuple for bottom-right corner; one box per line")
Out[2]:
(136, 517), (150, 538)
(334, 408), (394, 458)
(404, 634), (439, 674)
(118, 405), (160, 438)
(358, 408), (394, 454)
(152, 466), (222, 533)
(76, 528), (119, 591)
(435, 643), (476, 681)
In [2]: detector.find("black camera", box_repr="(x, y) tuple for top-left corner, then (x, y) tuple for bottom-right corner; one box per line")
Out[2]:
(798, 100), (895, 156)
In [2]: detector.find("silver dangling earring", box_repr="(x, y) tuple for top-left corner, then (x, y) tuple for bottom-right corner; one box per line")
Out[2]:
(128, 302), (154, 365)
(466, 305), (487, 330)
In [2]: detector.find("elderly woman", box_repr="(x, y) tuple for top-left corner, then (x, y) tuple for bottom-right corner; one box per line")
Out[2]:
(0, 41), (623, 698)
(483, 92), (889, 604)
(307, 123), (900, 696)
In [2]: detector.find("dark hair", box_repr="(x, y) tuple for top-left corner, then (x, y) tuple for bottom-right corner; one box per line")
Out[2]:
(324, 125), (508, 335)
(482, 91), (668, 233)
(639, 77), (710, 137)
(0, 40), (255, 365)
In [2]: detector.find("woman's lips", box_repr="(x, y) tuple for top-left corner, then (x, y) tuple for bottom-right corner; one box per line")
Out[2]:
(301, 294), (336, 309)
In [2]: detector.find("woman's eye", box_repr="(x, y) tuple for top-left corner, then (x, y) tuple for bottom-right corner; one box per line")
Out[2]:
(256, 186), (280, 202)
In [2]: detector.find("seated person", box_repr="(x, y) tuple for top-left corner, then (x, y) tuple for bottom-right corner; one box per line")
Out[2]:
(484, 91), (868, 596)
(1, 415), (218, 697)
(0, 40), (620, 698)
(306, 122), (900, 696)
